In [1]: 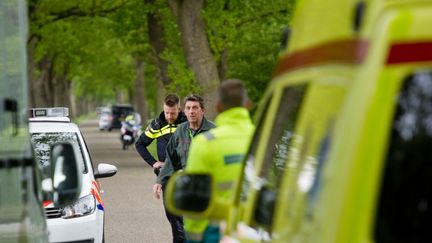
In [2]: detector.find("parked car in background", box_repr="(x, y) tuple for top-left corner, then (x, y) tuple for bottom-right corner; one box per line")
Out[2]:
(98, 107), (111, 131)
(102, 104), (135, 131)
(29, 107), (118, 243)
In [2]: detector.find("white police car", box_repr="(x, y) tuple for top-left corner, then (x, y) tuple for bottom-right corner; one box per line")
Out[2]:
(29, 107), (117, 243)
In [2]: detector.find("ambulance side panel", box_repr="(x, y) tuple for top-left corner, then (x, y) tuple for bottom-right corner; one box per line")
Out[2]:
(303, 3), (432, 243)
(0, 0), (49, 241)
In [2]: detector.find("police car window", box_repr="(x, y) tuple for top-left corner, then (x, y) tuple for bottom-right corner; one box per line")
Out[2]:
(260, 85), (306, 189)
(374, 70), (432, 243)
(31, 132), (87, 178)
(80, 132), (96, 171)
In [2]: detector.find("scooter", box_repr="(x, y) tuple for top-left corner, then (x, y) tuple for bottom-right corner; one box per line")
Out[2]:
(120, 119), (140, 150)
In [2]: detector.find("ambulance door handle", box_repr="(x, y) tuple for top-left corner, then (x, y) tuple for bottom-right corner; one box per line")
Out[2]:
(4, 98), (18, 136)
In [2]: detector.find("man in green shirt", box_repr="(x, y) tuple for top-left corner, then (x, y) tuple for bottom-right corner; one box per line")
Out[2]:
(183, 79), (255, 242)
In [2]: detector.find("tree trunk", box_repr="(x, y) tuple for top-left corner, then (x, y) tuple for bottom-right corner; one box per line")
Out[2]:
(53, 74), (70, 107)
(53, 76), (62, 106)
(156, 77), (165, 114)
(69, 85), (77, 118)
(32, 57), (53, 107)
(147, 0), (172, 87)
(76, 99), (86, 117)
(134, 57), (148, 123)
(218, 47), (229, 80)
(42, 56), (55, 107)
(169, 0), (220, 119)
(128, 88), (134, 105)
(217, 1), (230, 81)
(27, 37), (38, 108)
(116, 91), (125, 104)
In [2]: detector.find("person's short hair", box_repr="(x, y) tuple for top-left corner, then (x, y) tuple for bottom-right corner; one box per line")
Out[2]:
(184, 94), (205, 109)
(164, 94), (180, 107)
(219, 79), (247, 109)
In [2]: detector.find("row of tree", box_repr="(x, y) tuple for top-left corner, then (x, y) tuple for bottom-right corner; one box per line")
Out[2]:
(27, 0), (294, 121)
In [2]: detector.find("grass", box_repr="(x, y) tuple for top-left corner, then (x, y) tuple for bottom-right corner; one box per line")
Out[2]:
(146, 138), (158, 156)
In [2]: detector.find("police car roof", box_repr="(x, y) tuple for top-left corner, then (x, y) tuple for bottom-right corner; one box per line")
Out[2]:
(29, 117), (79, 134)
(29, 116), (71, 122)
(29, 107), (71, 122)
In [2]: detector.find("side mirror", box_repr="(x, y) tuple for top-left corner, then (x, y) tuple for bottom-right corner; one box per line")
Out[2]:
(169, 172), (212, 211)
(165, 172), (214, 219)
(173, 173), (211, 211)
(42, 143), (82, 207)
(254, 186), (276, 228)
(165, 172), (232, 220)
(94, 163), (118, 179)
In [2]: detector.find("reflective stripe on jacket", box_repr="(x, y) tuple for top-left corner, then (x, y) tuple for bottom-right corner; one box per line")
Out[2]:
(135, 111), (187, 166)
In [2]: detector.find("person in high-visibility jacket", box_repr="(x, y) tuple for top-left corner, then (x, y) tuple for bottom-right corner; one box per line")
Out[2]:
(183, 79), (255, 242)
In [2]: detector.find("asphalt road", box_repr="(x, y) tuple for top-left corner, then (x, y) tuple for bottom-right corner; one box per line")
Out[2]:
(79, 119), (172, 243)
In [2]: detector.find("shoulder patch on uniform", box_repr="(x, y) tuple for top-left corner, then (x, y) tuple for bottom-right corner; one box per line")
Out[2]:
(224, 154), (244, 165)
(202, 131), (215, 141)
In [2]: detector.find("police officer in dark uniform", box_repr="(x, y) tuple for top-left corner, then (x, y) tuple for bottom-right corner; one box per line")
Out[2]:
(135, 94), (187, 242)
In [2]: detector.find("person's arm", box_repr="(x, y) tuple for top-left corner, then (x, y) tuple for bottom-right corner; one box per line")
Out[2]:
(135, 132), (158, 166)
(155, 135), (178, 185)
(153, 183), (163, 199)
(153, 137), (177, 199)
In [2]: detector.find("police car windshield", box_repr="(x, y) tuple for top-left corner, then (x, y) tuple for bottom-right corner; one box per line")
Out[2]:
(30, 132), (87, 177)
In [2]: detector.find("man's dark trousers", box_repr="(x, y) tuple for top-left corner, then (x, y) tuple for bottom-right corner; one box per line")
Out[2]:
(162, 183), (185, 243)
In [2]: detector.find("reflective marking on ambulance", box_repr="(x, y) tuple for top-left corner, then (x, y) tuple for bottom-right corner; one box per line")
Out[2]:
(387, 41), (432, 64)
(91, 181), (104, 211)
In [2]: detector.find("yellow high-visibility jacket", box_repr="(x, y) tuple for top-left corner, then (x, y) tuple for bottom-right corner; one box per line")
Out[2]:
(184, 107), (255, 242)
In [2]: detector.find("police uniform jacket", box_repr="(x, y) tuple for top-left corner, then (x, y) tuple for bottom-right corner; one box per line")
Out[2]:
(135, 111), (187, 167)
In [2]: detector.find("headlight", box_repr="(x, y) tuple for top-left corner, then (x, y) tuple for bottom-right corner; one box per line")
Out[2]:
(61, 194), (96, 219)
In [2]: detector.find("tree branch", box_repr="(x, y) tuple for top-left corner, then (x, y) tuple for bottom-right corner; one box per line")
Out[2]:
(236, 8), (288, 28)
(46, 0), (128, 23)
(167, 0), (179, 19)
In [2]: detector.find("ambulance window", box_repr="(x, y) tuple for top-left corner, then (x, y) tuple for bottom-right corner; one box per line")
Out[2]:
(260, 85), (306, 189)
(240, 96), (271, 202)
(374, 70), (432, 243)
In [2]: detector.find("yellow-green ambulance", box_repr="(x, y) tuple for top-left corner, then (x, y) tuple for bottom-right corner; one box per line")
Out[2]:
(166, 0), (432, 242)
